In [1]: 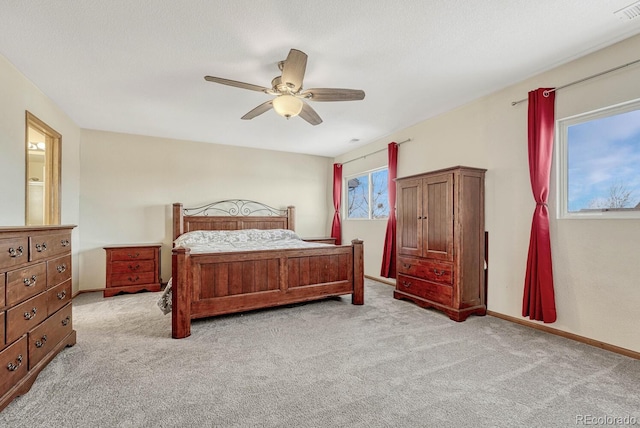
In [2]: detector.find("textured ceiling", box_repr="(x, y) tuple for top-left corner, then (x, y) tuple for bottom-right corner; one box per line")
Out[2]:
(1, 1), (640, 157)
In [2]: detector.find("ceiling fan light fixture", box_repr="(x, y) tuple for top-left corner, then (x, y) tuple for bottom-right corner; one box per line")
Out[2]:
(273, 94), (303, 119)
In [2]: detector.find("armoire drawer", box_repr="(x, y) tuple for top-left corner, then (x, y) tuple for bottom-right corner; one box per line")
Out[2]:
(6, 292), (48, 344)
(6, 262), (47, 306)
(47, 254), (71, 288)
(47, 280), (72, 316)
(29, 232), (72, 262)
(396, 274), (453, 306)
(397, 257), (453, 285)
(0, 237), (28, 271)
(28, 303), (73, 369)
(0, 336), (28, 398)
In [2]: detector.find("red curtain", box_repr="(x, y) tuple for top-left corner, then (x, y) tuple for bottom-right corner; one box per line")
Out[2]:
(380, 142), (398, 278)
(523, 88), (557, 323)
(331, 163), (342, 245)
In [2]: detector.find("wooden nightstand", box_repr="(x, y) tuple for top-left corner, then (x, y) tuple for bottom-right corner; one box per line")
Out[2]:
(104, 244), (162, 298)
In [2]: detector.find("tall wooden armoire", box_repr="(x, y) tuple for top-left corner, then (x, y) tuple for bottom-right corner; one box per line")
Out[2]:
(394, 166), (486, 321)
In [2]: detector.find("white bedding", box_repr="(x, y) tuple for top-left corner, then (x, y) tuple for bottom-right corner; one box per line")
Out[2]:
(157, 229), (332, 314)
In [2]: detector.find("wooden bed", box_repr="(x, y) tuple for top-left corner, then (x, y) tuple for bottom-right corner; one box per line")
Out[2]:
(170, 200), (364, 339)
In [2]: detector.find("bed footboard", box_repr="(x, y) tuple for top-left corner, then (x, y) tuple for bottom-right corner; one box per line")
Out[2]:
(171, 239), (363, 339)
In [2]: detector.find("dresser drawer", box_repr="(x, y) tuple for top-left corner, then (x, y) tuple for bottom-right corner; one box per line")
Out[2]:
(6, 292), (48, 344)
(0, 336), (28, 398)
(397, 257), (454, 285)
(109, 247), (156, 261)
(108, 272), (156, 287)
(29, 232), (72, 262)
(396, 274), (453, 306)
(28, 303), (72, 369)
(0, 237), (28, 271)
(47, 280), (72, 316)
(47, 254), (72, 288)
(6, 262), (47, 306)
(0, 312), (5, 348)
(109, 259), (155, 275)
(0, 273), (5, 308)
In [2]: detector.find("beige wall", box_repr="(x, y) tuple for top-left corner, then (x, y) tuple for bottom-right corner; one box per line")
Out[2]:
(78, 130), (333, 289)
(336, 34), (640, 353)
(0, 54), (82, 291)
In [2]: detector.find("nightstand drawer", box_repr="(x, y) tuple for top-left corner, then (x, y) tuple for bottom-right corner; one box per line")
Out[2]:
(396, 274), (453, 306)
(109, 248), (156, 261)
(6, 262), (47, 306)
(109, 260), (155, 275)
(108, 272), (156, 287)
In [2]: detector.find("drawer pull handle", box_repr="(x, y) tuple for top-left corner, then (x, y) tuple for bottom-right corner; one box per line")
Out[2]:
(129, 264), (141, 271)
(61, 316), (70, 327)
(402, 280), (412, 288)
(129, 275), (140, 283)
(128, 252), (140, 258)
(7, 354), (23, 372)
(57, 263), (67, 273)
(57, 290), (67, 300)
(433, 269), (445, 277)
(35, 335), (48, 348)
(402, 263), (412, 269)
(24, 307), (37, 320)
(61, 239), (70, 247)
(8, 246), (24, 258)
(35, 243), (48, 252)
(23, 275), (37, 287)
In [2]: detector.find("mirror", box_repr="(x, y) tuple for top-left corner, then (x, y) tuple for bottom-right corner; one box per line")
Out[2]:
(25, 112), (61, 225)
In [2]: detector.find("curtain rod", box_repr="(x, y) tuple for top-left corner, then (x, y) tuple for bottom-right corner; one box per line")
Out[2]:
(340, 138), (411, 166)
(511, 57), (640, 106)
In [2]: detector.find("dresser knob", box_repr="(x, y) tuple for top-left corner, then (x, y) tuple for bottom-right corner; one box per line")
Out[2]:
(61, 239), (70, 247)
(8, 246), (24, 258)
(23, 275), (37, 287)
(57, 264), (67, 273)
(7, 354), (23, 372)
(128, 252), (140, 258)
(35, 335), (48, 348)
(129, 264), (141, 271)
(402, 281), (412, 288)
(433, 269), (445, 277)
(35, 243), (48, 252)
(128, 275), (140, 283)
(24, 307), (37, 320)
(61, 316), (71, 327)
(57, 290), (67, 300)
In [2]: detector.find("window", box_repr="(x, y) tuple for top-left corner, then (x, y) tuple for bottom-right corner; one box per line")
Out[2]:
(346, 168), (389, 219)
(26, 112), (61, 225)
(556, 99), (640, 219)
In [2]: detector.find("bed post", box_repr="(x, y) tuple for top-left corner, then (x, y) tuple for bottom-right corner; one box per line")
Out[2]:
(351, 239), (364, 305)
(173, 203), (184, 241)
(287, 206), (295, 231)
(172, 247), (191, 339)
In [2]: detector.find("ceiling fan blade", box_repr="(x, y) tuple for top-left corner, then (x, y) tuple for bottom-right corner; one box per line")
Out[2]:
(301, 88), (365, 102)
(281, 49), (307, 92)
(298, 101), (323, 126)
(241, 100), (274, 120)
(204, 76), (270, 93)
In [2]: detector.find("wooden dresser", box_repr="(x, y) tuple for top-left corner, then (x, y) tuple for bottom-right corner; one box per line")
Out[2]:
(0, 225), (76, 412)
(395, 166), (486, 321)
(104, 244), (161, 297)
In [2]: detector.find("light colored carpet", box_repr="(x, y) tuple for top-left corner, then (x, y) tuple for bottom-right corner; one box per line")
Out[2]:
(1, 279), (638, 428)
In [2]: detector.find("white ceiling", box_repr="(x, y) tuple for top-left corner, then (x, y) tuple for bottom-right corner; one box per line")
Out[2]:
(2, 1), (640, 157)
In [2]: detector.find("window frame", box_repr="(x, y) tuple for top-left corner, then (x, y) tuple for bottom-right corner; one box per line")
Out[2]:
(344, 166), (390, 221)
(556, 97), (640, 220)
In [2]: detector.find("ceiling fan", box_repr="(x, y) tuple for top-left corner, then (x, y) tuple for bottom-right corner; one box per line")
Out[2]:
(204, 49), (365, 126)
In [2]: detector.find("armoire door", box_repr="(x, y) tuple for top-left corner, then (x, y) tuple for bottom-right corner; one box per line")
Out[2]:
(423, 172), (454, 261)
(397, 178), (422, 257)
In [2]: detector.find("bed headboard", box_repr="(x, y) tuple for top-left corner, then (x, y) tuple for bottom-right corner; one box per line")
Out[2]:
(172, 200), (295, 241)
